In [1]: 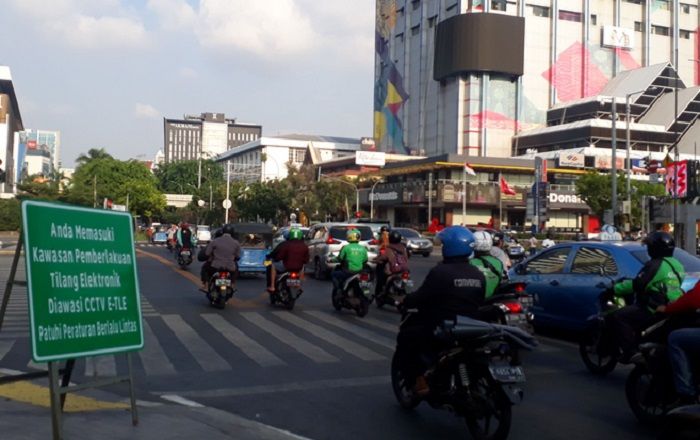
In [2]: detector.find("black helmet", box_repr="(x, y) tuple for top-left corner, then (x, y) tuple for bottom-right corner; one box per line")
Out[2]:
(380, 225), (390, 234)
(388, 230), (402, 244)
(493, 232), (504, 244)
(222, 224), (235, 236)
(646, 231), (675, 258)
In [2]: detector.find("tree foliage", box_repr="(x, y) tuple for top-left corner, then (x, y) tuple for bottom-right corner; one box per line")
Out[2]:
(0, 199), (21, 231)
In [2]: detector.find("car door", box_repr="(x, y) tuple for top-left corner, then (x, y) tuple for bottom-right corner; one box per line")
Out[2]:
(560, 245), (621, 329)
(517, 246), (573, 328)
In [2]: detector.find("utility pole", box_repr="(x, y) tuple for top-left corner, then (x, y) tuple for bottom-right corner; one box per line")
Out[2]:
(611, 97), (618, 227)
(93, 175), (97, 208)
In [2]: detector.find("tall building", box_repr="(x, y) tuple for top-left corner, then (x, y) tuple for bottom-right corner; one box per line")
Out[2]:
(374, 0), (699, 158)
(0, 65), (23, 196)
(16, 129), (61, 181)
(163, 113), (262, 163)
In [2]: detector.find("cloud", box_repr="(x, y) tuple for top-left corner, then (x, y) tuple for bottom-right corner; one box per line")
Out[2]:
(8, 0), (149, 50)
(134, 103), (160, 119)
(146, 0), (196, 31)
(179, 67), (198, 79)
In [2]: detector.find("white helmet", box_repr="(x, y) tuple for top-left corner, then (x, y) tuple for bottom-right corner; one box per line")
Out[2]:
(473, 230), (493, 252)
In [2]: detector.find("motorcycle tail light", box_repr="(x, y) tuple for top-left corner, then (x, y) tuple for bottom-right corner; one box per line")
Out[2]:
(219, 272), (229, 278)
(326, 238), (340, 245)
(514, 283), (526, 293)
(401, 272), (410, 280)
(290, 272), (299, 279)
(359, 273), (370, 282)
(369, 239), (378, 245)
(505, 302), (523, 314)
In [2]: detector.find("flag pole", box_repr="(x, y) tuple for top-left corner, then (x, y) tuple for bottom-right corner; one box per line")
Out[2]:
(499, 172), (503, 229)
(462, 167), (467, 221)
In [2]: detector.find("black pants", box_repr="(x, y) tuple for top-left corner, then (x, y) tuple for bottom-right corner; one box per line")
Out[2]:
(375, 263), (387, 295)
(396, 320), (435, 385)
(612, 304), (656, 357)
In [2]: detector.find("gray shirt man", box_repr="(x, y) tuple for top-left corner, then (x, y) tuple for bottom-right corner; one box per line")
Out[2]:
(205, 234), (242, 271)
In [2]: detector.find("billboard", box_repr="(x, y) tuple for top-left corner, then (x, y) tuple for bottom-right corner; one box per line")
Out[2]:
(602, 25), (634, 50)
(355, 151), (386, 167)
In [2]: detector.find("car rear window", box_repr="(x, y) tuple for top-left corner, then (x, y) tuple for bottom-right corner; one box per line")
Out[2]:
(330, 226), (373, 241)
(395, 228), (420, 238)
(632, 248), (700, 272)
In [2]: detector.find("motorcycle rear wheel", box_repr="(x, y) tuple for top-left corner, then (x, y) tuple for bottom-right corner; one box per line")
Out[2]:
(625, 364), (675, 426)
(390, 352), (421, 410)
(464, 376), (512, 440)
(579, 326), (617, 376)
(356, 297), (369, 317)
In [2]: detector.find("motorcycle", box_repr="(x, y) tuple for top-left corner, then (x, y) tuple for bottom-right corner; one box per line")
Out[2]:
(391, 313), (537, 440)
(375, 271), (413, 309)
(332, 268), (374, 317)
(480, 282), (534, 334)
(625, 312), (700, 426)
(176, 247), (194, 269)
(270, 270), (303, 310)
(206, 270), (236, 309)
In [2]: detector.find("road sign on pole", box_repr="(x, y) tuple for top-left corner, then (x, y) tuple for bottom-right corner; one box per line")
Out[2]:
(21, 201), (144, 362)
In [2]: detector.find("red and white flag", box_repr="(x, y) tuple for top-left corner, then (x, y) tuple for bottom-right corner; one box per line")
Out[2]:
(500, 176), (516, 195)
(464, 162), (476, 176)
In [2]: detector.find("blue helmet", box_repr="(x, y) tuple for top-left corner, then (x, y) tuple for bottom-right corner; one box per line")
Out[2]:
(438, 226), (475, 258)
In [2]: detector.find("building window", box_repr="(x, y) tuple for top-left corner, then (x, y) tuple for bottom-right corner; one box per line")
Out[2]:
(680, 29), (692, 39)
(428, 16), (436, 28)
(634, 21), (643, 32)
(651, 25), (670, 36)
(411, 25), (420, 36)
(492, 0), (507, 12)
(412, 0), (420, 11)
(288, 148), (305, 163)
(446, 2), (457, 12)
(590, 14), (597, 25)
(395, 32), (404, 43)
(623, 0), (642, 4)
(655, 0), (670, 11)
(681, 3), (691, 14)
(531, 5), (550, 17)
(559, 10), (581, 22)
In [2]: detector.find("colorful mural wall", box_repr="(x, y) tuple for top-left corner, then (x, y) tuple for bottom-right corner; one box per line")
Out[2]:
(374, 0), (409, 153)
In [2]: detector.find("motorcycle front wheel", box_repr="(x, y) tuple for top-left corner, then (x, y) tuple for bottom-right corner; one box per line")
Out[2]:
(579, 325), (617, 376)
(331, 289), (342, 311)
(390, 351), (420, 410)
(625, 364), (675, 426)
(356, 294), (369, 317)
(464, 376), (512, 440)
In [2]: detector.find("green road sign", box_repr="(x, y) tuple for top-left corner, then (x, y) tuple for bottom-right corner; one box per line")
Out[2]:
(22, 200), (143, 362)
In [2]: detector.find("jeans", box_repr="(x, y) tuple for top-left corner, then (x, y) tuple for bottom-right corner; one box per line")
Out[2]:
(331, 269), (353, 292)
(612, 304), (655, 358)
(668, 328), (700, 398)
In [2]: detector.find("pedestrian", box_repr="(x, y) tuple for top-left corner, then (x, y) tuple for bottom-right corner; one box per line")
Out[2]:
(529, 234), (538, 255)
(542, 233), (555, 249)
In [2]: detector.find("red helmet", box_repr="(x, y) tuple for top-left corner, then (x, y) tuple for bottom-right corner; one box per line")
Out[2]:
(181, 223), (189, 229)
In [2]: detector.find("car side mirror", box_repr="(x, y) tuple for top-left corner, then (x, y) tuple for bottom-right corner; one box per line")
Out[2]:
(598, 266), (606, 276)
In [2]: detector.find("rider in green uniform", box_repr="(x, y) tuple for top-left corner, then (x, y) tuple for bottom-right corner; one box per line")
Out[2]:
(613, 231), (685, 361)
(331, 229), (369, 293)
(469, 230), (505, 299)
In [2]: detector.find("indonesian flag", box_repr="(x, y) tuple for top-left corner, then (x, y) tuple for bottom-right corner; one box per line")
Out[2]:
(500, 176), (516, 195)
(464, 162), (476, 176)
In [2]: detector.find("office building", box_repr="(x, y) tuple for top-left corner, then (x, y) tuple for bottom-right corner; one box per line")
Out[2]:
(163, 113), (262, 163)
(0, 66), (23, 196)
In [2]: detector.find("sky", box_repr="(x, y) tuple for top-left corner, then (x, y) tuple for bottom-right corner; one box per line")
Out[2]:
(0, 0), (375, 167)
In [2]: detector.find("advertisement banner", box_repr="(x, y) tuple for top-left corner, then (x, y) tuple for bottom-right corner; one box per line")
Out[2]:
(602, 25), (634, 49)
(558, 152), (585, 168)
(665, 161), (688, 198)
(355, 151), (386, 167)
(594, 156), (624, 170)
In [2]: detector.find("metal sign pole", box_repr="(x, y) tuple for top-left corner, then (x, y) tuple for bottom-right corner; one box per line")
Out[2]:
(127, 353), (139, 426)
(0, 236), (24, 331)
(48, 361), (63, 440)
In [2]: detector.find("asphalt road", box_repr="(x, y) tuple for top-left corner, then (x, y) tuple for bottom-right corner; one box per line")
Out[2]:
(0, 246), (655, 439)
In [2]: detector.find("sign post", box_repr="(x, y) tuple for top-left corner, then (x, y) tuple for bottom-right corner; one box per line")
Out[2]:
(21, 200), (143, 439)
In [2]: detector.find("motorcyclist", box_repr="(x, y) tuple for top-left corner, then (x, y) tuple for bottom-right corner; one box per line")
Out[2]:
(490, 231), (511, 270)
(374, 226), (392, 296)
(267, 227), (309, 293)
(396, 226), (486, 396)
(331, 229), (368, 297)
(469, 230), (505, 299)
(176, 223), (197, 252)
(613, 231), (685, 361)
(374, 230), (409, 295)
(166, 224), (178, 251)
(202, 224), (241, 288)
(199, 227), (223, 285)
(656, 283), (700, 405)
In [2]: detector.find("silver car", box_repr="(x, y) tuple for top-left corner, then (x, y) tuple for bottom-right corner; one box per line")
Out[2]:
(393, 227), (433, 257)
(305, 223), (377, 279)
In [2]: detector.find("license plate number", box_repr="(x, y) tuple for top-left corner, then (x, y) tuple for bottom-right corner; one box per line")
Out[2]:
(181, 251), (190, 257)
(215, 278), (231, 286)
(489, 365), (525, 383)
(286, 279), (301, 287)
(404, 280), (414, 288)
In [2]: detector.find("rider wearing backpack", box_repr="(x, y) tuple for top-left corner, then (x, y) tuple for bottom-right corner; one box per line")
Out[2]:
(374, 230), (409, 294)
(469, 230), (505, 299)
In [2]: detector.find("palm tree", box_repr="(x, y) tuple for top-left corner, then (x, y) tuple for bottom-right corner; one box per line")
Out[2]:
(76, 148), (113, 165)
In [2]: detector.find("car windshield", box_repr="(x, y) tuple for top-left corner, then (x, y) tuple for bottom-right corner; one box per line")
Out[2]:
(197, 226), (209, 232)
(395, 228), (420, 238)
(330, 226), (373, 241)
(237, 233), (269, 248)
(631, 248), (700, 272)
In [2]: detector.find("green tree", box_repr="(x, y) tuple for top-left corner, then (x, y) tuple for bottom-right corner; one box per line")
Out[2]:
(76, 148), (113, 165)
(16, 174), (62, 200)
(0, 198), (21, 231)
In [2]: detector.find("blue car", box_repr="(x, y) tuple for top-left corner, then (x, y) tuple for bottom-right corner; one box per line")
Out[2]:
(508, 241), (700, 331)
(232, 223), (274, 274)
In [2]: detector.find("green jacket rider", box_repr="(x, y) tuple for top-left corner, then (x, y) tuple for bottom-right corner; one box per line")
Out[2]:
(469, 231), (505, 298)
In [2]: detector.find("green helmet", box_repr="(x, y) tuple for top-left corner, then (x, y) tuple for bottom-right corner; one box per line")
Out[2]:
(346, 229), (361, 243)
(288, 228), (303, 240)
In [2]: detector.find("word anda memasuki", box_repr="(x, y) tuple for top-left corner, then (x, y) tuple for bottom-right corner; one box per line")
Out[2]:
(51, 222), (116, 242)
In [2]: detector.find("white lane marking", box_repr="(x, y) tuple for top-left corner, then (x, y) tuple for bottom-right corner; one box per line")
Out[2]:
(201, 314), (285, 367)
(161, 375), (390, 398)
(0, 367), (25, 375)
(138, 319), (177, 375)
(162, 314), (230, 372)
(273, 312), (385, 361)
(0, 340), (15, 361)
(240, 312), (338, 363)
(352, 315), (398, 333)
(161, 394), (205, 407)
(303, 311), (395, 349)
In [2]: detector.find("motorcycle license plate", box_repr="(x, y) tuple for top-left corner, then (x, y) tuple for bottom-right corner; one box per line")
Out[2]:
(404, 280), (414, 288)
(489, 365), (525, 383)
(519, 296), (534, 309)
(215, 278), (231, 287)
(286, 279), (301, 287)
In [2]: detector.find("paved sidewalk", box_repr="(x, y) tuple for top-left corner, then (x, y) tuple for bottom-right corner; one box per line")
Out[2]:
(0, 376), (310, 440)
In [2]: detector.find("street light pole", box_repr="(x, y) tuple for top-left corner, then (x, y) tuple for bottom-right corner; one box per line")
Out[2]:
(625, 89), (648, 228)
(611, 97), (618, 227)
(225, 161), (231, 223)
